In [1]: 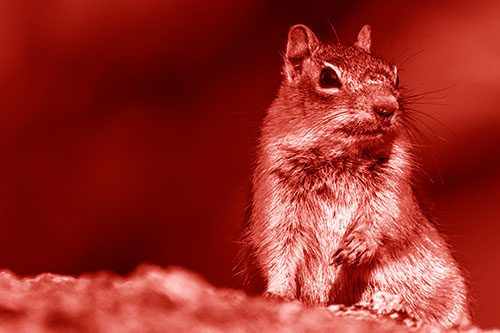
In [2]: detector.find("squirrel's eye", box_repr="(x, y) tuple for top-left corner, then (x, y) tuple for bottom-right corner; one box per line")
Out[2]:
(319, 68), (341, 88)
(395, 75), (400, 87)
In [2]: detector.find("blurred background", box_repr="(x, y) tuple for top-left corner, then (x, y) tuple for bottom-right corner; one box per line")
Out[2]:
(0, 0), (497, 327)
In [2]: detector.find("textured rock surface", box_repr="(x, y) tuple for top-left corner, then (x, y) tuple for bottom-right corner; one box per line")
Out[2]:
(0, 265), (494, 333)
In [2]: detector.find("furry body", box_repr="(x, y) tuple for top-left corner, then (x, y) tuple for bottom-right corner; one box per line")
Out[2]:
(243, 24), (470, 327)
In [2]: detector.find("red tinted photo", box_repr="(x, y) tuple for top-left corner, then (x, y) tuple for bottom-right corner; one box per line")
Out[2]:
(0, 0), (497, 331)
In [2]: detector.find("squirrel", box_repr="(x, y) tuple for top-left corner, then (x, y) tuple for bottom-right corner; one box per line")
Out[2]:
(240, 24), (471, 328)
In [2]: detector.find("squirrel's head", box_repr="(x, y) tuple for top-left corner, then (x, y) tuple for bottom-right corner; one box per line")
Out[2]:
(271, 24), (402, 154)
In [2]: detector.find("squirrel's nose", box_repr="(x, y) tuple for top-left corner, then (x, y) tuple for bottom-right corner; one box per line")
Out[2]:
(373, 97), (398, 117)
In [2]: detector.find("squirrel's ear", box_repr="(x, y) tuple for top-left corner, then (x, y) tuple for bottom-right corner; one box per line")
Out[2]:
(354, 25), (371, 53)
(285, 24), (318, 80)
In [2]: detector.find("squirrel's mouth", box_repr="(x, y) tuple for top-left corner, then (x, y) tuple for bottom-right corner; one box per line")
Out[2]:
(340, 124), (393, 137)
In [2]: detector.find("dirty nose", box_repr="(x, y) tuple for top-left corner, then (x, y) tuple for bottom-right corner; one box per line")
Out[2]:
(373, 98), (398, 117)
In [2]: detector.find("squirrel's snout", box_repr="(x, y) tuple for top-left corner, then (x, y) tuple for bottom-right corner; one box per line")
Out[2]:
(373, 105), (396, 117)
(373, 98), (399, 117)
(373, 97), (398, 117)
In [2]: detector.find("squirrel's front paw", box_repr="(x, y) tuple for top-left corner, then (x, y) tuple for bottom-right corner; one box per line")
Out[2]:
(330, 232), (377, 266)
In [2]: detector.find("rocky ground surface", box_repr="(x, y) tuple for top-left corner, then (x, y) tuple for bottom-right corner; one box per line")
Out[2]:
(0, 264), (495, 332)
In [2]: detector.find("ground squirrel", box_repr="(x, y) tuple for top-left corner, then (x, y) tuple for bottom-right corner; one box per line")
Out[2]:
(241, 24), (470, 328)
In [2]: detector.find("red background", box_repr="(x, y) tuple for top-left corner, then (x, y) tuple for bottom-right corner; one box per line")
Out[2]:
(0, 0), (498, 328)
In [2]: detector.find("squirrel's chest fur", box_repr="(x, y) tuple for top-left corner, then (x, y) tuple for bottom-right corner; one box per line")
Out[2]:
(253, 137), (409, 266)
(259, 145), (384, 245)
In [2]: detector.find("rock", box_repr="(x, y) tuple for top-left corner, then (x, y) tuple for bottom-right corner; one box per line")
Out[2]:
(0, 265), (494, 332)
